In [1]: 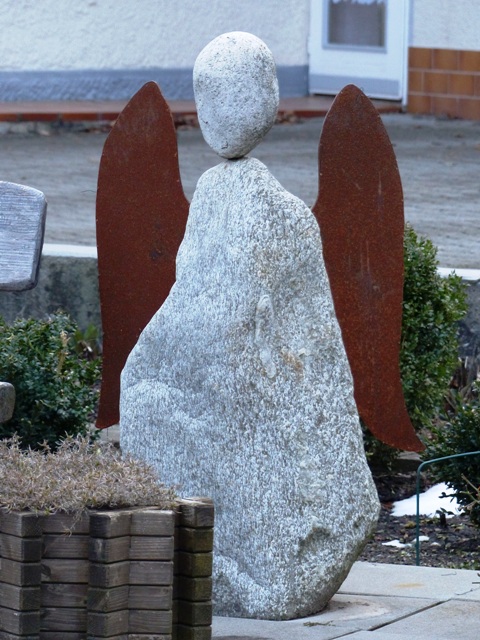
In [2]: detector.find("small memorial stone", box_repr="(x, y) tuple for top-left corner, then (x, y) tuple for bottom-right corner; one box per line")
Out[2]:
(0, 181), (46, 291)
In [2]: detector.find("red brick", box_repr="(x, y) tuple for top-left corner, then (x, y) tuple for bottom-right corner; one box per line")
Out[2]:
(409, 47), (432, 69)
(458, 50), (480, 72)
(433, 48), (459, 71)
(457, 98), (480, 120)
(407, 93), (432, 115)
(424, 71), (449, 94)
(432, 96), (459, 118)
(408, 70), (424, 92)
(449, 73), (475, 97)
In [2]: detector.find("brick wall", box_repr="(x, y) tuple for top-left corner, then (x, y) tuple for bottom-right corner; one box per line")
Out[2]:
(408, 47), (480, 120)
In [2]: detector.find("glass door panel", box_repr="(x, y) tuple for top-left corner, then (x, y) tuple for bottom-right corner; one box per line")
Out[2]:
(327, 0), (386, 48)
(309, 0), (408, 101)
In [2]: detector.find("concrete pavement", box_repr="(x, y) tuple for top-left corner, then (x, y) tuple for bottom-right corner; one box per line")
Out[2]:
(0, 112), (479, 268)
(212, 561), (480, 639)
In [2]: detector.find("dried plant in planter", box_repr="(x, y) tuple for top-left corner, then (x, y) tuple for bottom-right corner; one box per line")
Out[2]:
(0, 434), (177, 513)
(0, 436), (213, 639)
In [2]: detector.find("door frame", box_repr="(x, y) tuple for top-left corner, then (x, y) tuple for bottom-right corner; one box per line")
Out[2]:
(308, 0), (410, 105)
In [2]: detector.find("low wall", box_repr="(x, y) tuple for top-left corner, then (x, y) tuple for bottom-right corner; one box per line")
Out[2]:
(0, 244), (100, 333)
(408, 47), (480, 121)
(0, 246), (479, 359)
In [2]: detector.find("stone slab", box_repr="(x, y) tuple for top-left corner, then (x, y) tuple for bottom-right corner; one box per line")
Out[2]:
(350, 600), (480, 640)
(212, 593), (441, 638)
(339, 562), (480, 602)
(301, 593), (440, 631)
(345, 633), (434, 640)
(212, 615), (358, 639)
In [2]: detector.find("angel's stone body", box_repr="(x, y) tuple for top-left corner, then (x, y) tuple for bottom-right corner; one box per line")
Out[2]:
(120, 32), (379, 620)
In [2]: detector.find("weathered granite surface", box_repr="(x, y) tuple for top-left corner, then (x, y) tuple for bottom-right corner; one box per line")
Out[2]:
(121, 156), (380, 619)
(121, 32), (379, 620)
(0, 181), (46, 291)
(194, 32), (279, 158)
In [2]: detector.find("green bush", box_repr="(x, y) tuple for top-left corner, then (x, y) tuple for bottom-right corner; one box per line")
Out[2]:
(364, 225), (467, 468)
(425, 387), (480, 525)
(400, 224), (467, 431)
(0, 313), (101, 449)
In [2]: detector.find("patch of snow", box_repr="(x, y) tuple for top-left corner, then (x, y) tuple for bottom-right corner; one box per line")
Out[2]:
(382, 539), (409, 548)
(382, 535), (429, 549)
(392, 482), (461, 517)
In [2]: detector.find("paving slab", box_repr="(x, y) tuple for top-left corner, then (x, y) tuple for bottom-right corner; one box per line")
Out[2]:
(212, 563), (480, 639)
(345, 633), (435, 640)
(339, 562), (480, 601)
(212, 615), (358, 639)
(298, 593), (439, 631)
(212, 594), (440, 638)
(370, 599), (480, 640)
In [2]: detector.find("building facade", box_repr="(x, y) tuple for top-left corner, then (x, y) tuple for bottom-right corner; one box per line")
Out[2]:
(0, 0), (478, 120)
(408, 0), (480, 120)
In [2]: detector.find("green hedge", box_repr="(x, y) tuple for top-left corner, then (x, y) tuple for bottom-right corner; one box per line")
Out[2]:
(0, 313), (101, 449)
(364, 225), (467, 468)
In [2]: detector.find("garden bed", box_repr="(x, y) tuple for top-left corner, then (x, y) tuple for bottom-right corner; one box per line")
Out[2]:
(359, 469), (480, 569)
(0, 498), (214, 640)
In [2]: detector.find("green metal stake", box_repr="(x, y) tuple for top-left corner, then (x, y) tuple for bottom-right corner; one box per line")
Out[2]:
(415, 451), (480, 565)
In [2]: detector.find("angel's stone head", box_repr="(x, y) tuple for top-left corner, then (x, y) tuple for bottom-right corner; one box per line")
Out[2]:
(193, 32), (279, 159)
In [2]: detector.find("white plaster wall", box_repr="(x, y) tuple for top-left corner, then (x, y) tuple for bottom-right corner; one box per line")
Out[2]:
(411, 0), (480, 50)
(0, 0), (310, 71)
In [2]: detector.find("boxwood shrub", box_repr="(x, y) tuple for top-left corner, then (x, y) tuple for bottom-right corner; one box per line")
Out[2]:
(0, 313), (101, 449)
(364, 224), (468, 468)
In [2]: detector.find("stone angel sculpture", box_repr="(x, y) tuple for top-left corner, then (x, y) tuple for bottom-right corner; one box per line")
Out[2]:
(95, 34), (422, 454)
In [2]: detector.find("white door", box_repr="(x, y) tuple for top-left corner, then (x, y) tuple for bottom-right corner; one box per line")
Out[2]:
(309, 0), (409, 102)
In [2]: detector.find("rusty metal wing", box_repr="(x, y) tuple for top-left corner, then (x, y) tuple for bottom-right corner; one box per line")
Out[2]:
(96, 82), (189, 428)
(313, 84), (423, 451)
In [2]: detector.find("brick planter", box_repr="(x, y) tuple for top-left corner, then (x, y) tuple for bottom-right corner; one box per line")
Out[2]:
(0, 498), (213, 640)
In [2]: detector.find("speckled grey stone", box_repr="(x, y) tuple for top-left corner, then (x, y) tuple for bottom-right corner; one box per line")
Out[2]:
(0, 382), (15, 423)
(120, 155), (380, 620)
(193, 32), (279, 158)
